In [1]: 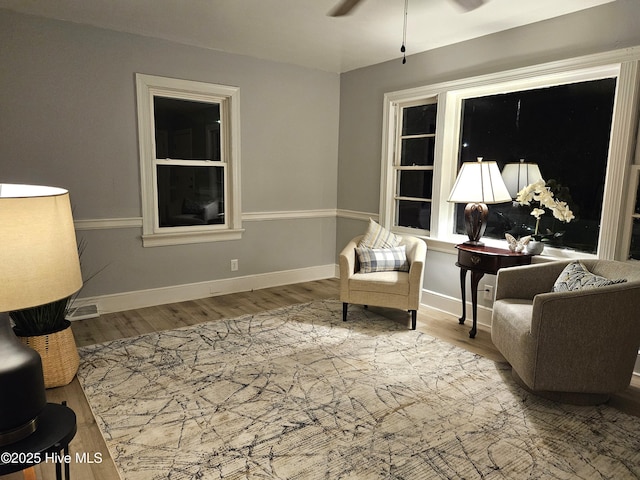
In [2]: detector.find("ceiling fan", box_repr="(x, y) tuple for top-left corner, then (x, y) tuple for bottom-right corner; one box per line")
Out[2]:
(329, 0), (487, 16)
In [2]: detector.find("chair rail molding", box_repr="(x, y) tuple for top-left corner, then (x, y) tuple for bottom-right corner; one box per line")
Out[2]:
(74, 209), (340, 231)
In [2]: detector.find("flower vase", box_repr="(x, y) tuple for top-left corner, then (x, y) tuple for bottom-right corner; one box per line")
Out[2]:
(526, 240), (544, 255)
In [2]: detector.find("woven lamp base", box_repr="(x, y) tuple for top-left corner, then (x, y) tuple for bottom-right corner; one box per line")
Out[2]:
(19, 323), (80, 389)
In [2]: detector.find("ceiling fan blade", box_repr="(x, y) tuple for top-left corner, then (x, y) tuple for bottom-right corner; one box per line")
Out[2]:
(450, 0), (487, 12)
(329, 0), (365, 17)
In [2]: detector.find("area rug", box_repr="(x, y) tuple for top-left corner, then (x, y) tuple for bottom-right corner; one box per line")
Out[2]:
(77, 300), (640, 479)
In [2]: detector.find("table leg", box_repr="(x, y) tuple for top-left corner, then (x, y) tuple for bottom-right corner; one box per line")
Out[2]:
(469, 270), (485, 338)
(64, 442), (70, 480)
(23, 467), (36, 480)
(458, 267), (468, 325)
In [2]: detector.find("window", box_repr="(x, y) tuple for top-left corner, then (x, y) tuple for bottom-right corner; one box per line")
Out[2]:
(381, 56), (640, 260)
(136, 74), (242, 247)
(454, 79), (617, 254)
(394, 101), (437, 231)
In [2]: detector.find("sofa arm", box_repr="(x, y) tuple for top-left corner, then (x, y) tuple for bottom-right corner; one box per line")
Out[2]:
(529, 282), (640, 391)
(531, 281), (640, 337)
(407, 239), (427, 304)
(339, 235), (362, 277)
(495, 261), (572, 301)
(339, 237), (361, 303)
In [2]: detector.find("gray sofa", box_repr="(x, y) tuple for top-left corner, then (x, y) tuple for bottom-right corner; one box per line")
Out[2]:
(491, 259), (640, 404)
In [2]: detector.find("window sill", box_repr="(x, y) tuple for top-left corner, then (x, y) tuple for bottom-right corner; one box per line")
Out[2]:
(418, 234), (598, 261)
(142, 228), (244, 247)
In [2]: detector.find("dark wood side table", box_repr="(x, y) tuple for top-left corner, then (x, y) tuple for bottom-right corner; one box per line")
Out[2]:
(455, 244), (532, 338)
(0, 402), (77, 480)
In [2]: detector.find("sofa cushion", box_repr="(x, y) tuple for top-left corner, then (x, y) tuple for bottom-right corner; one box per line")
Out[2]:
(356, 245), (409, 273)
(349, 271), (410, 296)
(553, 261), (627, 292)
(359, 219), (401, 249)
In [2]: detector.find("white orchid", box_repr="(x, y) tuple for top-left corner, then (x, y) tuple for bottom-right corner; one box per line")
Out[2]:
(516, 180), (574, 237)
(515, 179), (544, 205)
(552, 201), (575, 222)
(530, 208), (546, 219)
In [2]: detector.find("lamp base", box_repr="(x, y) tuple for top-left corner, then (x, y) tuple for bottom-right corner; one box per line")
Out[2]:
(0, 313), (47, 446)
(462, 240), (485, 247)
(0, 417), (38, 447)
(464, 202), (488, 246)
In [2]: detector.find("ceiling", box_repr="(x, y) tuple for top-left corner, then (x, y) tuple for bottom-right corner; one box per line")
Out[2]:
(0, 0), (615, 73)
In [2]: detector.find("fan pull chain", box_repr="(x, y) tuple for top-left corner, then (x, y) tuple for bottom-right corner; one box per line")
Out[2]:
(401, 0), (408, 64)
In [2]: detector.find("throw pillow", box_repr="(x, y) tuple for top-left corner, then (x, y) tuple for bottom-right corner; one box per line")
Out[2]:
(553, 261), (627, 292)
(356, 245), (409, 274)
(359, 219), (401, 249)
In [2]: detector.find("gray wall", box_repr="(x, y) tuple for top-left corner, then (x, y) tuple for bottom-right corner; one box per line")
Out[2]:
(3, 1), (640, 308)
(0, 10), (340, 298)
(336, 0), (640, 306)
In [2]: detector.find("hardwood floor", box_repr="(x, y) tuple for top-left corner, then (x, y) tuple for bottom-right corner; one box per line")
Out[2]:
(23, 278), (640, 480)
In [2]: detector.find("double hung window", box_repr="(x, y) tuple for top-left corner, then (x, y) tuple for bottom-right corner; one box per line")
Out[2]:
(136, 74), (242, 246)
(394, 102), (437, 232)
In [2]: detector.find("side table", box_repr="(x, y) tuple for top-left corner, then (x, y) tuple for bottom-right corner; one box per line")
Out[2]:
(0, 402), (77, 480)
(455, 244), (532, 338)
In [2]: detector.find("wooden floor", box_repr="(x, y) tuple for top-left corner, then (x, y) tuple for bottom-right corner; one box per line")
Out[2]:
(16, 278), (640, 480)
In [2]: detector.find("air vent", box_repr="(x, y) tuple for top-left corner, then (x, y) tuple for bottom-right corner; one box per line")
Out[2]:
(66, 304), (99, 321)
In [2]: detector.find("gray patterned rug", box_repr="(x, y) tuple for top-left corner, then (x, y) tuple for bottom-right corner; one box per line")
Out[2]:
(77, 300), (640, 479)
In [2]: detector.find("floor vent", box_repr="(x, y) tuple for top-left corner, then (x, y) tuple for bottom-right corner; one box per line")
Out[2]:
(66, 304), (100, 321)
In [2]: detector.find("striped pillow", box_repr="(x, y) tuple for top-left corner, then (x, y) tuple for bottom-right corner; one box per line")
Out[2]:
(553, 261), (627, 292)
(356, 246), (409, 273)
(359, 219), (401, 249)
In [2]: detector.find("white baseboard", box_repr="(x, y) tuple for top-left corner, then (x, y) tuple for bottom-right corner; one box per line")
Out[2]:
(77, 266), (481, 323)
(420, 289), (493, 330)
(77, 264), (336, 315)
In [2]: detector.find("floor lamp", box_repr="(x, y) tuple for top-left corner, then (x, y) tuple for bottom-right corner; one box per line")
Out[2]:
(0, 184), (82, 446)
(448, 158), (512, 246)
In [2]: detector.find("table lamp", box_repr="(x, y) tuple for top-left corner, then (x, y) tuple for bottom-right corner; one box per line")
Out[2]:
(0, 184), (82, 446)
(501, 159), (543, 198)
(448, 158), (512, 246)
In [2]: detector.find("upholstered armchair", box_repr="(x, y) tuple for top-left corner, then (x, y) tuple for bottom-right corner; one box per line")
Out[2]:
(339, 234), (427, 330)
(491, 259), (640, 404)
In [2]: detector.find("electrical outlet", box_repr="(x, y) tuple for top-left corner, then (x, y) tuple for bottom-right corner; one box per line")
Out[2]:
(230, 259), (239, 271)
(484, 284), (494, 300)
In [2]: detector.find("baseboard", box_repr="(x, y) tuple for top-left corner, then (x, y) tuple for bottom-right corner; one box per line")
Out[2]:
(78, 269), (487, 331)
(76, 267), (483, 323)
(420, 289), (493, 330)
(76, 264), (336, 315)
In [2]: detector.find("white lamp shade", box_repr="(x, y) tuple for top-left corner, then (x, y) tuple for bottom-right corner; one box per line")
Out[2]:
(0, 184), (83, 312)
(448, 159), (512, 204)
(501, 160), (543, 198)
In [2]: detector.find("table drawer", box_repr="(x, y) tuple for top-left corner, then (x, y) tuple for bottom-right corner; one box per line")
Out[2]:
(457, 249), (501, 273)
(457, 249), (530, 274)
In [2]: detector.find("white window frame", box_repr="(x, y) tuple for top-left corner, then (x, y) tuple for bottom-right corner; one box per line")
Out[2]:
(621, 164), (640, 261)
(136, 73), (243, 247)
(381, 51), (640, 260)
(391, 99), (438, 235)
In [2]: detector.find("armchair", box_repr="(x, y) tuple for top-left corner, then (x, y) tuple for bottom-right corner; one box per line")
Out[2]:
(339, 234), (426, 330)
(491, 260), (640, 404)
